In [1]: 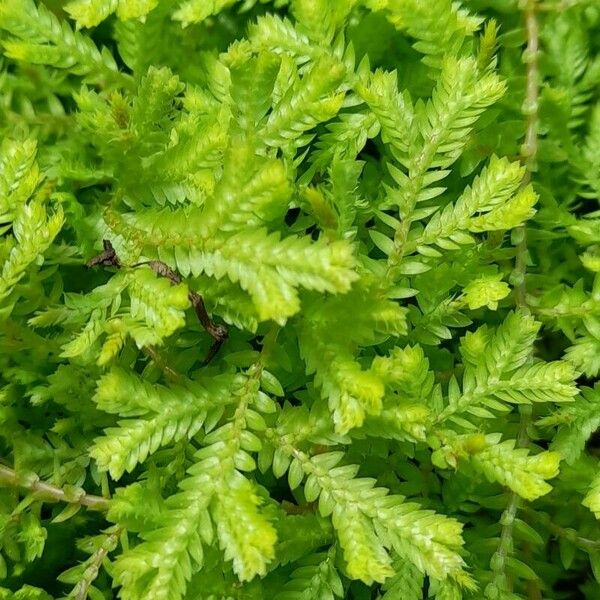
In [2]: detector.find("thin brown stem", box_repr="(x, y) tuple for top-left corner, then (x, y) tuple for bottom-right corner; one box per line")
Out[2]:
(87, 240), (228, 365)
(86, 239), (121, 269)
(0, 464), (109, 511)
(136, 259), (228, 364)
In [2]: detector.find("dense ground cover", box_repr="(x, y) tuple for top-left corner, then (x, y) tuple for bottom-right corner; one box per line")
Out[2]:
(0, 1), (599, 598)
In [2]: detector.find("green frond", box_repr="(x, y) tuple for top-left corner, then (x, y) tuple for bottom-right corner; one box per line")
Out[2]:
(73, 86), (130, 154)
(91, 401), (201, 479)
(380, 559), (424, 600)
(303, 281), (408, 343)
(496, 361), (578, 404)
(543, 13), (600, 131)
(416, 156), (528, 252)
(97, 320), (127, 366)
(430, 578), (463, 600)
(418, 56), (505, 170)
(121, 216), (358, 323)
(143, 122), (228, 205)
(438, 313), (578, 424)
(60, 309), (104, 359)
(274, 549), (343, 600)
(261, 56), (346, 154)
(201, 368), (280, 579)
(542, 384), (600, 464)
(65, 0), (119, 28)
(568, 218), (600, 247)
(205, 230), (357, 322)
(381, 55), (505, 273)
(299, 296), (414, 434)
(126, 268), (190, 342)
(368, 345), (433, 440)
(462, 273), (510, 311)
(437, 360), (577, 424)
(17, 513), (46, 563)
(0, 200), (64, 309)
(197, 276), (261, 332)
(114, 367), (278, 598)
(65, 0), (159, 28)
(291, 0), (356, 45)
(356, 69), (414, 159)
(199, 142), (291, 238)
(289, 450), (466, 584)
(583, 470), (600, 520)
(576, 102), (600, 198)
(362, 404), (430, 443)
(468, 187), (537, 233)
(272, 512), (334, 568)
(228, 52), (280, 131)
(304, 157), (367, 239)
(248, 14), (318, 63)
(299, 329), (384, 434)
(74, 65), (226, 207)
(330, 158), (369, 235)
(107, 480), (167, 531)
(380, 502), (466, 583)
(211, 469), (277, 581)
(0, 138), (41, 225)
(0, 586), (53, 600)
(0, 137), (62, 308)
(270, 403), (339, 453)
(91, 368), (233, 478)
(116, 0), (160, 21)
(464, 434), (561, 501)
(334, 506), (393, 583)
(481, 311), (540, 377)
(173, 0), (237, 27)
(367, 0), (482, 67)
(565, 335), (600, 377)
(131, 65), (184, 132)
(54, 267), (191, 359)
(1, 1), (598, 597)
(0, 0), (126, 85)
(310, 112), (379, 172)
(113, 483), (212, 600)
(113, 2), (175, 73)
(373, 345), (434, 399)
(477, 18), (498, 72)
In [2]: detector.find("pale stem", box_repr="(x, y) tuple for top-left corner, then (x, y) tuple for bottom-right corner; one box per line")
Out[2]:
(0, 464), (109, 511)
(490, 1), (541, 597)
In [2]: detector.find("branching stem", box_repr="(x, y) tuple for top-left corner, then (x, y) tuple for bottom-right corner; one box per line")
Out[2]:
(71, 527), (123, 600)
(524, 507), (600, 550)
(488, 409), (532, 596)
(489, 2), (540, 597)
(0, 464), (109, 511)
(514, 0), (540, 311)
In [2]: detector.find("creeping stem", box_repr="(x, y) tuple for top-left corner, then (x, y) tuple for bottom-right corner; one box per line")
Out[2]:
(0, 464), (109, 511)
(71, 527), (123, 600)
(489, 1), (541, 598)
(514, 0), (540, 311)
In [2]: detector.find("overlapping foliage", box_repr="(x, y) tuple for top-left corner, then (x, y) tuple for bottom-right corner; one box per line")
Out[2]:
(0, 0), (599, 598)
